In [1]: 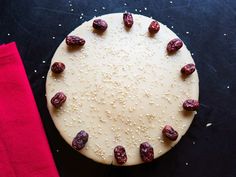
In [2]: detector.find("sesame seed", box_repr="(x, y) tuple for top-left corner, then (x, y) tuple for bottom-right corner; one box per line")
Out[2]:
(227, 85), (230, 89)
(42, 76), (45, 79)
(191, 53), (194, 56)
(206, 123), (212, 127)
(124, 3), (127, 6)
(102, 6), (106, 10)
(69, 4), (72, 6)
(34, 69), (37, 73)
(135, 9), (138, 12)
(81, 13), (84, 16)
(144, 7), (147, 10)
(185, 162), (189, 166)
(223, 33), (227, 36)
(139, 9), (142, 12)
(170, 1), (173, 4)
(186, 31), (190, 34)
(7, 33), (11, 36)
(94, 9), (97, 12)
(52, 36), (55, 39)
(58, 24), (62, 27)
(71, 9), (74, 11)
(42, 60), (46, 63)
(171, 26), (174, 29)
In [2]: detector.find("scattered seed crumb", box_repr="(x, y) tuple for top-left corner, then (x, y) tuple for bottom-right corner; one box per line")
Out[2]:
(192, 141), (196, 145)
(52, 36), (55, 39)
(227, 85), (230, 89)
(135, 9), (138, 12)
(34, 69), (37, 73)
(185, 162), (189, 166)
(56, 149), (60, 152)
(69, 4), (72, 6)
(81, 13), (84, 16)
(186, 31), (190, 34)
(102, 6), (106, 10)
(58, 24), (62, 27)
(139, 9), (142, 12)
(71, 9), (74, 11)
(42, 76), (45, 79)
(144, 7), (147, 10)
(206, 123), (212, 127)
(7, 33), (11, 36)
(191, 53), (194, 56)
(94, 9), (97, 12)
(80, 16), (83, 19)
(42, 60), (46, 63)
(170, 1), (173, 4)
(124, 3), (127, 6)
(171, 26), (174, 29)
(223, 33), (227, 36)
(68, 0), (71, 2)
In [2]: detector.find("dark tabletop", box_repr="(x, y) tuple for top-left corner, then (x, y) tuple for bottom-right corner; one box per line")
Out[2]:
(1, 0), (236, 177)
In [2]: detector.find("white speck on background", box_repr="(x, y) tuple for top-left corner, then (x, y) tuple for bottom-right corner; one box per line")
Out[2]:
(223, 33), (227, 36)
(170, 1), (173, 4)
(206, 123), (212, 127)
(186, 31), (190, 34)
(81, 13), (84, 16)
(68, 0), (71, 3)
(171, 26), (174, 29)
(69, 4), (72, 7)
(102, 6), (106, 10)
(227, 85), (230, 89)
(139, 9), (142, 12)
(56, 149), (60, 152)
(192, 141), (196, 145)
(58, 24), (62, 27)
(135, 9), (138, 12)
(71, 9), (74, 11)
(34, 70), (37, 73)
(80, 16), (83, 19)
(42, 76), (45, 79)
(144, 7), (147, 11)
(7, 33), (11, 36)
(191, 53), (194, 56)
(185, 162), (189, 166)
(150, 16), (153, 19)
(52, 36), (55, 39)
(94, 9), (97, 12)
(42, 60), (46, 63)
(124, 3), (127, 6)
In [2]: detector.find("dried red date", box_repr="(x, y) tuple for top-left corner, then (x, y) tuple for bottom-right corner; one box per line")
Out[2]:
(148, 21), (160, 34)
(162, 125), (178, 141)
(51, 62), (65, 74)
(93, 19), (108, 31)
(66, 35), (85, 46)
(51, 92), (67, 108)
(167, 38), (183, 53)
(181, 64), (196, 75)
(114, 145), (127, 165)
(183, 99), (199, 111)
(140, 142), (154, 162)
(72, 130), (89, 150)
(123, 12), (133, 28)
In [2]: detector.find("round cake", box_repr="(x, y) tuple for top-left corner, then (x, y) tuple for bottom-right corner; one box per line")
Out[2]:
(46, 13), (199, 166)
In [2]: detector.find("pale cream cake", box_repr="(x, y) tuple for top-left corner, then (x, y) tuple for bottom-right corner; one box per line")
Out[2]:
(46, 13), (199, 165)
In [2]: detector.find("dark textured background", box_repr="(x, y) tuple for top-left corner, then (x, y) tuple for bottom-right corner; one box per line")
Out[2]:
(1, 0), (236, 176)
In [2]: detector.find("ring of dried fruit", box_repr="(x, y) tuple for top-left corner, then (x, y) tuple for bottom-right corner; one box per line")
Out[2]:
(46, 13), (199, 166)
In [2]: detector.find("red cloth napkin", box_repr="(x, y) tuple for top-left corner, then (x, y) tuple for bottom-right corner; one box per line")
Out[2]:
(0, 42), (59, 177)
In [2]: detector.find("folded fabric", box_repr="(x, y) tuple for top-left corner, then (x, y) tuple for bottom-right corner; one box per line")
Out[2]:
(0, 42), (59, 177)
